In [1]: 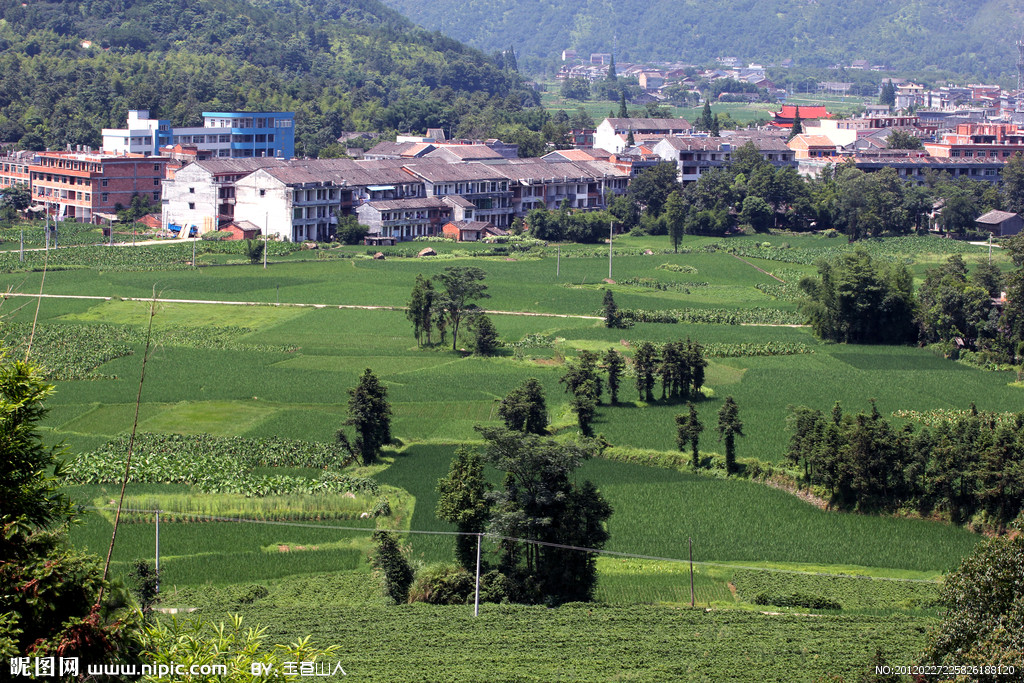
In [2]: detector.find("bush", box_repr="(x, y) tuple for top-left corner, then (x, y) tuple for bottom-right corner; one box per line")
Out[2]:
(752, 592), (842, 610)
(408, 564), (475, 605)
(371, 531), (414, 604)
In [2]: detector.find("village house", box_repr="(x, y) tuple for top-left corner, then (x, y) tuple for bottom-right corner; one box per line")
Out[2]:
(594, 117), (692, 153)
(401, 162), (515, 228)
(652, 137), (729, 184)
(161, 158), (287, 234)
(441, 220), (499, 241)
(356, 197), (456, 241)
(923, 123), (1024, 160)
(233, 166), (352, 242)
(28, 150), (170, 225)
(975, 210), (1023, 237)
(788, 134), (839, 159)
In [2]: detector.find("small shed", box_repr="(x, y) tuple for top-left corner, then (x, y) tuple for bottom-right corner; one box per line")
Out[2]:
(441, 220), (495, 242)
(975, 210), (1023, 237)
(220, 220), (262, 240)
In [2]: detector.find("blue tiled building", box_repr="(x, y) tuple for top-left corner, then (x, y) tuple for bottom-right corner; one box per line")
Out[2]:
(102, 110), (295, 159)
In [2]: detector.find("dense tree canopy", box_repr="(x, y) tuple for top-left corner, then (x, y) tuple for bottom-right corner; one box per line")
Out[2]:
(799, 250), (916, 344)
(0, 0), (538, 155)
(476, 426), (612, 605)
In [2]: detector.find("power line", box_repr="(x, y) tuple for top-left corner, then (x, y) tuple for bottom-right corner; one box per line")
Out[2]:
(85, 506), (941, 584)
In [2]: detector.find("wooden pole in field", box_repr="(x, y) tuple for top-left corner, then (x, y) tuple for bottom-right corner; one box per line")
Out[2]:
(155, 509), (161, 593)
(473, 533), (482, 617)
(556, 245), (560, 278)
(608, 220), (613, 280)
(689, 537), (694, 608)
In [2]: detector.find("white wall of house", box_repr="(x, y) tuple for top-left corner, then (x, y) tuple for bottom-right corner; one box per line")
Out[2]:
(234, 175), (293, 240)
(161, 165), (219, 234)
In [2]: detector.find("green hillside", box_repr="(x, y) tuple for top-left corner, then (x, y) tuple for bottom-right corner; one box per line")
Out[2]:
(382, 0), (1024, 80)
(0, 0), (535, 155)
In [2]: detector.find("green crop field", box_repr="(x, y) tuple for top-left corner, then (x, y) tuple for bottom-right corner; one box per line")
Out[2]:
(3, 233), (1015, 672)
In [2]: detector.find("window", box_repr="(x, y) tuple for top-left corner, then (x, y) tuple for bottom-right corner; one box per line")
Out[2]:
(101, 179), (108, 187)
(101, 193), (109, 202)
(153, 164), (160, 171)
(153, 179), (159, 186)
(153, 191), (159, 200)
(259, 189), (266, 197)
(188, 202), (195, 210)
(189, 187), (195, 193)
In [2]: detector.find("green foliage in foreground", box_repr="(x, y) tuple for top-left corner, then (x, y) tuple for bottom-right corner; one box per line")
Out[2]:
(926, 535), (1024, 671)
(187, 602), (936, 682)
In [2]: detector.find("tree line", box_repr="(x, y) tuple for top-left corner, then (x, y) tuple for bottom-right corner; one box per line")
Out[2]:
(800, 235), (1024, 368)
(785, 402), (1024, 529)
(521, 146), (1024, 251)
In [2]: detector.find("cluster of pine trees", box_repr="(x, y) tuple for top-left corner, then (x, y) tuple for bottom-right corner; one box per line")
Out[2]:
(786, 402), (1024, 528)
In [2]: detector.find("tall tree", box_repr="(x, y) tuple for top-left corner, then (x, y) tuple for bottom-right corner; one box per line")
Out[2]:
(437, 266), (490, 351)
(664, 191), (686, 252)
(627, 163), (680, 217)
(634, 341), (658, 402)
(925, 535), (1024, 670)
(497, 378), (548, 435)
(1, 359), (138, 663)
(787, 108), (802, 141)
(604, 348), (625, 404)
(342, 369), (392, 465)
(799, 249), (916, 344)
(717, 396), (744, 475)
(676, 402), (704, 469)
(407, 274), (436, 346)
(436, 446), (492, 570)
(370, 531), (414, 604)
(561, 351), (603, 435)
(1002, 152), (1024, 215)
(699, 100), (713, 131)
(472, 314), (499, 356)
(602, 289), (620, 328)
(478, 426), (612, 604)
(618, 92), (628, 118)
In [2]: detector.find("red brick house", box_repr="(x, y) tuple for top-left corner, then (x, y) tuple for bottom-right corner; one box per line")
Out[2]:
(220, 220), (262, 240)
(28, 151), (169, 224)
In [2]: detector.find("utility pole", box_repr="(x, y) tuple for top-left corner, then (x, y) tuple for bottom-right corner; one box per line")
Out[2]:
(473, 533), (482, 617)
(689, 537), (695, 608)
(155, 509), (161, 594)
(608, 220), (613, 280)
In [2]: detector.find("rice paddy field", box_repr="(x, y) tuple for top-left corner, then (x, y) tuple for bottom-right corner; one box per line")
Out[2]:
(1, 232), (1016, 677)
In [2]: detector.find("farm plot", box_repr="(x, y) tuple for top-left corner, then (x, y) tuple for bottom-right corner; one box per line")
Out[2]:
(189, 601), (936, 682)
(374, 444), (978, 573)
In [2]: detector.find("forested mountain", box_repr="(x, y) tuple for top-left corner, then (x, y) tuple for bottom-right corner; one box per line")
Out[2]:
(0, 0), (535, 155)
(382, 0), (1024, 80)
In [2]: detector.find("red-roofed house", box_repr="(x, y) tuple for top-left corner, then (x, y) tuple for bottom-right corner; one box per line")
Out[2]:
(769, 105), (832, 128)
(787, 134), (838, 159)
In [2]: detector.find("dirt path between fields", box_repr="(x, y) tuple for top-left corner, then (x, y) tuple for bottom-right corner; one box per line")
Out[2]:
(0, 292), (605, 320)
